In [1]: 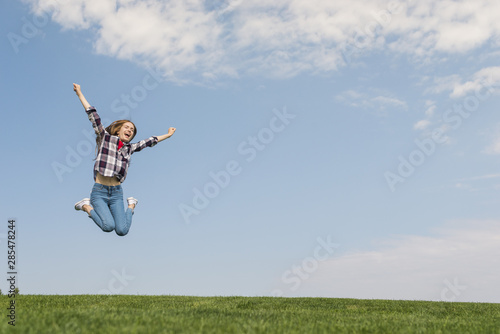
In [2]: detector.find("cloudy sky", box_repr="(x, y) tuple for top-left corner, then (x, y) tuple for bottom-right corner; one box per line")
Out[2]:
(2, 0), (500, 303)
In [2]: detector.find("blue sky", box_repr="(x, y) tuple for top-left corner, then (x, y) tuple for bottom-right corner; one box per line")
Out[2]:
(2, 0), (500, 302)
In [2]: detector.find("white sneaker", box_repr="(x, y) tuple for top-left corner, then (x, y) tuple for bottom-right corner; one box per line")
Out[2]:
(75, 198), (90, 211)
(127, 197), (138, 207)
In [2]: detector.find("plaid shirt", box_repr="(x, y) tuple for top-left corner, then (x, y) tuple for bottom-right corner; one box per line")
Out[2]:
(86, 106), (158, 183)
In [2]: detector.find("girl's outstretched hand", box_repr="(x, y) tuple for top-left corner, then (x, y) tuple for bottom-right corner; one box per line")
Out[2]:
(167, 127), (176, 137)
(73, 83), (82, 95)
(73, 83), (91, 109)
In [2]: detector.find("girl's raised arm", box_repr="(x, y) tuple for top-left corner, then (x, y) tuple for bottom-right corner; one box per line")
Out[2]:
(130, 127), (176, 153)
(74, 83), (105, 137)
(157, 127), (176, 142)
(73, 83), (91, 110)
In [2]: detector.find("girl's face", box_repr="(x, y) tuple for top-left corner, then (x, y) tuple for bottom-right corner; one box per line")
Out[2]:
(118, 122), (135, 143)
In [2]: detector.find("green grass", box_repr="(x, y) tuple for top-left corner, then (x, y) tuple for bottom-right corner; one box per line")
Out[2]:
(1, 295), (499, 333)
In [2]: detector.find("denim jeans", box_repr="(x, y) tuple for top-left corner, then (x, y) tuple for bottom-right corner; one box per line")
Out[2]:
(89, 183), (133, 236)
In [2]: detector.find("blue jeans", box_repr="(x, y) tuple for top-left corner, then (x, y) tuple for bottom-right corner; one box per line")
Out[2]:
(89, 183), (133, 236)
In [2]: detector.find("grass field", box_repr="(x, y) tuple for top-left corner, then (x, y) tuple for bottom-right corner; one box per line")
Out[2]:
(1, 295), (499, 333)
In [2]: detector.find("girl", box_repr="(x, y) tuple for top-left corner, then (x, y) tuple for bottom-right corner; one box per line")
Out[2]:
(73, 83), (176, 236)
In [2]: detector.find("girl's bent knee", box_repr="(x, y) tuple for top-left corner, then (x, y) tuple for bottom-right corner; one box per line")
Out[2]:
(115, 229), (129, 237)
(101, 221), (115, 233)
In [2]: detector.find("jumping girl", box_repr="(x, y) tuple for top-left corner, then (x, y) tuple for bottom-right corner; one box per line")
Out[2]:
(73, 83), (176, 236)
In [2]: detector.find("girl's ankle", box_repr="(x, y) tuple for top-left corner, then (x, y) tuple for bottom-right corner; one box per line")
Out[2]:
(83, 205), (92, 214)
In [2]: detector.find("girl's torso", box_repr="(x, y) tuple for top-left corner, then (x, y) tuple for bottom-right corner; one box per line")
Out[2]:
(96, 172), (121, 186)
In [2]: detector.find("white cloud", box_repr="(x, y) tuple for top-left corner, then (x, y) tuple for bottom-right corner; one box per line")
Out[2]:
(450, 67), (500, 98)
(459, 173), (500, 181)
(291, 220), (500, 302)
(482, 137), (500, 155)
(425, 67), (500, 99)
(335, 90), (371, 108)
(413, 119), (431, 130)
(26, 0), (500, 83)
(386, 1), (500, 57)
(424, 101), (436, 117)
(480, 123), (500, 155)
(413, 101), (436, 132)
(335, 90), (407, 114)
(454, 182), (472, 190)
(424, 75), (463, 96)
(452, 173), (500, 193)
(371, 96), (408, 110)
